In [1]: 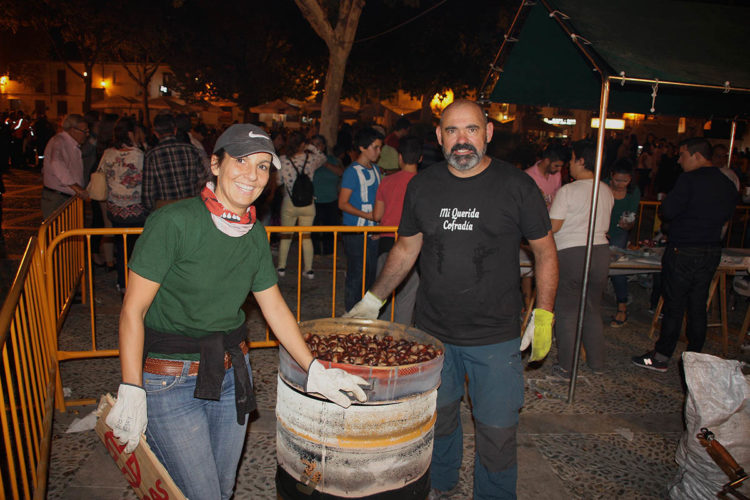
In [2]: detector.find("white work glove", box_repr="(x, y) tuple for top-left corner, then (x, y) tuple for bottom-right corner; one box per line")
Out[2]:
(520, 308), (554, 362)
(342, 291), (384, 319)
(105, 383), (147, 453)
(305, 360), (369, 408)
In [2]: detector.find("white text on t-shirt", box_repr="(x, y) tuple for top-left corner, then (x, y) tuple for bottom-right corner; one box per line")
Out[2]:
(439, 207), (480, 232)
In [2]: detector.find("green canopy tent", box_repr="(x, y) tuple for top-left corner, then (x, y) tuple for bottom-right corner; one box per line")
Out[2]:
(486, 0), (750, 118)
(481, 0), (750, 402)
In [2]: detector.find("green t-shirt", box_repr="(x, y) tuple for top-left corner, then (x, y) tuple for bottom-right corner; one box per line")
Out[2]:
(608, 184), (641, 241)
(129, 197), (277, 356)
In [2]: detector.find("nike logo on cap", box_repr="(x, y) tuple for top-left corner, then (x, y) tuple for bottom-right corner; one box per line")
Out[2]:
(248, 131), (268, 140)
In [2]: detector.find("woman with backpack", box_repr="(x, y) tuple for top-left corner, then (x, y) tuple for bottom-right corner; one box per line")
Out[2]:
(276, 131), (326, 279)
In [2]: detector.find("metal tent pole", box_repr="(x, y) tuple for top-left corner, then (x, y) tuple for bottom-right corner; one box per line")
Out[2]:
(567, 77), (611, 404)
(727, 119), (737, 168)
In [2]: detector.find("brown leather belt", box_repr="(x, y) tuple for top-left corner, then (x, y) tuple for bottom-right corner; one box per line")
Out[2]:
(143, 341), (249, 377)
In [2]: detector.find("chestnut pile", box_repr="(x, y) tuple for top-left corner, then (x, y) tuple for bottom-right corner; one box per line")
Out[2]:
(304, 332), (442, 366)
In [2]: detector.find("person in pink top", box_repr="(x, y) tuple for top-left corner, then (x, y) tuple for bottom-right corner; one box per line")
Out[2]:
(524, 142), (568, 209)
(521, 143), (569, 305)
(372, 135), (421, 325)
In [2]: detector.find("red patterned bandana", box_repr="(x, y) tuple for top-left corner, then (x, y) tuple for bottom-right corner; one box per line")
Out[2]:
(200, 182), (256, 224)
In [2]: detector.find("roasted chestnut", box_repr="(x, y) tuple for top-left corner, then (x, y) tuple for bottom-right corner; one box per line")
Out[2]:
(304, 332), (442, 366)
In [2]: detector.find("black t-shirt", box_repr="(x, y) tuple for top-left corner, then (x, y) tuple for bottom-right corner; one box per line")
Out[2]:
(399, 159), (551, 346)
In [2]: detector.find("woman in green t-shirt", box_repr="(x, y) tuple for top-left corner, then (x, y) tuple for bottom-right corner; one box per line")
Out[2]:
(105, 124), (367, 499)
(608, 158), (641, 327)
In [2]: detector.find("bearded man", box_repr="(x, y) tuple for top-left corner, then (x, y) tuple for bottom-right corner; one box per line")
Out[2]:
(344, 100), (559, 499)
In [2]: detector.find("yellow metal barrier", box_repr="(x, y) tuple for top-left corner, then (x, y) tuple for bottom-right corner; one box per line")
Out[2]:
(44, 225), (397, 409)
(256, 225), (400, 347)
(0, 238), (57, 500)
(45, 228), (139, 410)
(29, 201), (750, 411)
(37, 196), (85, 332)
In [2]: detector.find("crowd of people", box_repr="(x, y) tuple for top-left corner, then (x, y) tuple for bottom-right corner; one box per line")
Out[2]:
(0, 107), (451, 292)
(513, 133), (741, 378)
(3, 101), (747, 499)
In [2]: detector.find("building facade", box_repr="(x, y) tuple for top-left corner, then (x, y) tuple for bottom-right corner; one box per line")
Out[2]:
(0, 61), (237, 125)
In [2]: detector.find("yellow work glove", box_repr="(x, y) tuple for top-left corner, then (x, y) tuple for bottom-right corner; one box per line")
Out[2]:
(520, 308), (554, 362)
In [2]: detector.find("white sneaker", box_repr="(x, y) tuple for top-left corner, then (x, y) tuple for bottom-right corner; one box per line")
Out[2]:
(304, 270), (314, 280)
(277, 268), (285, 277)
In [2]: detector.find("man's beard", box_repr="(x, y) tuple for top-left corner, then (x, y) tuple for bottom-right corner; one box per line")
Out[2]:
(445, 142), (486, 171)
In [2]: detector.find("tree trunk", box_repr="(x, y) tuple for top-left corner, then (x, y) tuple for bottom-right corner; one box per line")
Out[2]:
(319, 45), (348, 150)
(142, 84), (151, 128)
(121, 62), (160, 128)
(294, 0), (364, 150)
(420, 92), (434, 123)
(83, 64), (93, 114)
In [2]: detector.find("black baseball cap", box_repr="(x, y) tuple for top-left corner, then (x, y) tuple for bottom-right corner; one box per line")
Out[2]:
(213, 124), (280, 169)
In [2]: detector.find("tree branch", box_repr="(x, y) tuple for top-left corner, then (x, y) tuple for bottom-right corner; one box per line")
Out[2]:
(294, 0), (334, 46)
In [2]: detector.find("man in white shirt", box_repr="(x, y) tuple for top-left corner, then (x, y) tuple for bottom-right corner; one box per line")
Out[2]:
(41, 114), (90, 219)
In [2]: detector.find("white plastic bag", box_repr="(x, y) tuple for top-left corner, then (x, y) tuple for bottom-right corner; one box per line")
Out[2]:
(669, 352), (750, 499)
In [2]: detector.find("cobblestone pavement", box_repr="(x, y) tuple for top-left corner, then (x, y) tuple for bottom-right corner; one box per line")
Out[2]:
(2, 168), (748, 499)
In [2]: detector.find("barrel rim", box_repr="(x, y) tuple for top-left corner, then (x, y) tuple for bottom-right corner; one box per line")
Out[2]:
(281, 318), (445, 403)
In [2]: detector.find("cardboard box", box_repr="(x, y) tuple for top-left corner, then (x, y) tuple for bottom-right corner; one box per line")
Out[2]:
(95, 394), (186, 500)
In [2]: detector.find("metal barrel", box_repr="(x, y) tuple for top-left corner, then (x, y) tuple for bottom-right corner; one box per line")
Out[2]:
(276, 319), (443, 498)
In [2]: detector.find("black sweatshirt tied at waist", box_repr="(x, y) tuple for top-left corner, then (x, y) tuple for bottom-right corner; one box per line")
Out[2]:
(143, 324), (255, 424)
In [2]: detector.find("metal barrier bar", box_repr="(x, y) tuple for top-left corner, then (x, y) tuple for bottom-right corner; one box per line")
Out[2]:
(44, 228), (139, 409)
(37, 196), (85, 332)
(32, 197), (750, 410)
(44, 225), (397, 407)
(261, 225), (398, 347)
(0, 237), (57, 500)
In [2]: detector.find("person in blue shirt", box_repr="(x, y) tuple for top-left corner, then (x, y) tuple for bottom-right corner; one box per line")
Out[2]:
(338, 127), (383, 310)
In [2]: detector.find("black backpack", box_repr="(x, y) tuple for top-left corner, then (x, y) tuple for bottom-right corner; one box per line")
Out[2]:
(287, 152), (314, 207)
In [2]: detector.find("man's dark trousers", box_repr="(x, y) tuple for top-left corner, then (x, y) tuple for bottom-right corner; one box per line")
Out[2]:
(655, 244), (722, 358)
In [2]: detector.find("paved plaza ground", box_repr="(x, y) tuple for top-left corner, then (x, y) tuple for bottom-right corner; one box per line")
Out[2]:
(1, 166), (748, 499)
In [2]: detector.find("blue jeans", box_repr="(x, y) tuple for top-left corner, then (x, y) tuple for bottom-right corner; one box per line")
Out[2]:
(430, 338), (524, 499)
(655, 245), (721, 358)
(143, 354), (251, 500)
(343, 232), (379, 311)
(312, 201), (339, 255)
(609, 230), (630, 304)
